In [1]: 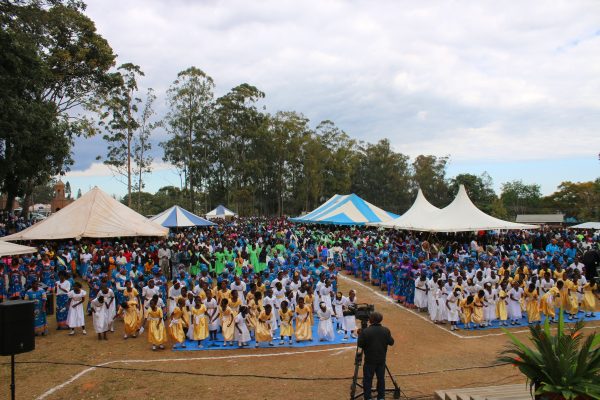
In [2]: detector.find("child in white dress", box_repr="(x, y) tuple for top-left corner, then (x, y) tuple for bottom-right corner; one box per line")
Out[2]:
(91, 295), (109, 340)
(508, 282), (524, 325)
(317, 302), (334, 341)
(414, 275), (428, 312)
(235, 306), (251, 347)
(67, 282), (87, 335)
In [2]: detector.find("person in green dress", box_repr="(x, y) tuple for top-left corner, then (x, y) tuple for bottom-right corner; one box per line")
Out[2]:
(248, 244), (260, 273)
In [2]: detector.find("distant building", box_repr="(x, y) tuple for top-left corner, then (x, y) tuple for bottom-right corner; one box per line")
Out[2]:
(516, 214), (564, 226)
(50, 180), (74, 212)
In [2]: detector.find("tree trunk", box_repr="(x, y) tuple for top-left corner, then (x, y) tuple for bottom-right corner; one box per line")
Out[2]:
(20, 179), (34, 218)
(127, 130), (132, 207)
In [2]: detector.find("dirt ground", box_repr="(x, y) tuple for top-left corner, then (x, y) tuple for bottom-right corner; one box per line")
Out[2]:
(1, 275), (598, 400)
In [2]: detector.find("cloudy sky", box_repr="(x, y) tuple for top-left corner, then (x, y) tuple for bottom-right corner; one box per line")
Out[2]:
(66, 0), (600, 197)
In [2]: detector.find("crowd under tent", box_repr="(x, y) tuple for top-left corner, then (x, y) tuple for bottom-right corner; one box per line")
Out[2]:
(290, 193), (399, 226)
(151, 205), (216, 228)
(206, 205), (237, 219)
(3, 187), (168, 240)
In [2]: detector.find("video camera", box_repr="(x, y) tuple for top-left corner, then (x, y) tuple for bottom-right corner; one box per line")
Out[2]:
(349, 303), (375, 323)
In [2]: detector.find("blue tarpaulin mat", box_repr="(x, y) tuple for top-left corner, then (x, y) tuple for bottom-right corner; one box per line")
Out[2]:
(456, 309), (599, 331)
(173, 317), (358, 351)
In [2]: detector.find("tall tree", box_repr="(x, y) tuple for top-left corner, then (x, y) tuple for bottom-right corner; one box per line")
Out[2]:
(411, 155), (450, 208)
(351, 139), (411, 213)
(162, 67), (214, 212)
(133, 88), (158, 210)
(544, 180), (600, 221)
(97, 63), (144, 207)
(0, 0), (116, 210)
(316, 120), (357, 199)
(500, 180), (542, 217)
(210, 84), (266, 214)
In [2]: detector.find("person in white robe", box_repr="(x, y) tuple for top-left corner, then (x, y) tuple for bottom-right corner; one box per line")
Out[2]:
(317, 303), (334, 341)
(67, 283), (87, 335)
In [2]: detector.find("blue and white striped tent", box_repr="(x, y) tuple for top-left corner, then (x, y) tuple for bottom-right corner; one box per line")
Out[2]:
(150, 205), (216, 228)
(290, 194), (399, 225)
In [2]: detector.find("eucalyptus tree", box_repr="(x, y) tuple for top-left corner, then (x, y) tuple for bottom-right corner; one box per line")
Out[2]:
(161, 67), (215, 211)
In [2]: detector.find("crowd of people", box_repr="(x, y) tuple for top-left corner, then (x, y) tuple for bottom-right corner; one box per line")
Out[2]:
(1, 218), (599, 349)
(0, 218), (362, 349)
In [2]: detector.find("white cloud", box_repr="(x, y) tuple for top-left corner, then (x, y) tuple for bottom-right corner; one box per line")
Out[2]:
(75, 0), (600, 168)
(64, 161), (174, 178)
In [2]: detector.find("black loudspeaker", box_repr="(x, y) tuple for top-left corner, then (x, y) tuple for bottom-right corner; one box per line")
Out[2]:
(0, 300), (35, 356)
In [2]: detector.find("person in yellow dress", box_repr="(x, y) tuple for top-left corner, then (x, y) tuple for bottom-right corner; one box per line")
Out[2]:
(278, 300), (294, 345)
(582, 281), (597, 317)
(496, 283), (509, 326)
(217, 281), (231, 305)
(246, 292), (260, 338)
(142, 299), (167, 351)
(190, 296), (209, 347)
(169, 298), (187, 349)
(219, 298), (235, 346)
(540, 281), (563, 322)
(255, 303), (274, 347)
(523, 283), (541, 324)
(115, 300), (141, 339)
(565, 278), (580, 320)
(295, 297), (312, 342)
(460, 295), (475, 329)
(229, 290), (242, 315)
(472, 290), (485, 329)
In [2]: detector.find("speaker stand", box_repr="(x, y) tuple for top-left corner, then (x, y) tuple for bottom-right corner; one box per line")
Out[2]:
(10, 354), (15, 400)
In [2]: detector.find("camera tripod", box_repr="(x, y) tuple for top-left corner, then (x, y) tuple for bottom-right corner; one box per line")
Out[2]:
(349, 319), (404, 400)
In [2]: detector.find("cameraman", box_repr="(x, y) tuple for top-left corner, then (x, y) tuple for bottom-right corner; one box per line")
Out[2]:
(357, 311), (394, 400)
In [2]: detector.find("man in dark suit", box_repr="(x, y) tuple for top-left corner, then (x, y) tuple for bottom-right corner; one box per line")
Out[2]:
(357, 312), (395, 400)
(583, 247), (600, 283)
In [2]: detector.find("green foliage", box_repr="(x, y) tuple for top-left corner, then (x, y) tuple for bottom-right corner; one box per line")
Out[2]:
(412, 155), (450, 208)
(0, 0), (116, 209)
(498, 311), (600, 399)
(161, 67), (215, 212)
(97, 63), (157, 207)
(449, 173), (496, 213)
(544, 181), (600, 221)
(500, 180), (542, 218)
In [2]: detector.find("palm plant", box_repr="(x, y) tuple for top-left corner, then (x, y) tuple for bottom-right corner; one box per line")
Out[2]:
(498, 310), (600, 400)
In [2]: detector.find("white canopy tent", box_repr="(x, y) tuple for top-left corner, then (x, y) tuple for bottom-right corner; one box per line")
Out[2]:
(375, 185), (538, 232)
(206, 205), (237, 219)
(3, 187), (168, 240)
(372, 189), (442, 230)
(570, 222), (600, 230)
(422, 185), (539, 232)
(0, 241), (37, 257)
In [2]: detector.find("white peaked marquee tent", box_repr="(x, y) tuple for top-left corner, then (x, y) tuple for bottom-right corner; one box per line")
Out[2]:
(0, 241), (37, 257)
(376, 185), (538, 232)
(3, 187), (168, 240)
(570, 222), (600, 230)
(373, 189), (442, 230)
(427, 185), (539, 232)
(206, 205), (237, 219)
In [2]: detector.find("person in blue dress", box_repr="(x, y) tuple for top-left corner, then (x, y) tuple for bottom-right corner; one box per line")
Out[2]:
(7, 259), (24, 299)
(54, 271), (71, 330)
(25, 260), (40, 290)
(25, 280), (48, 336)
(0, 262), (6, 302)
